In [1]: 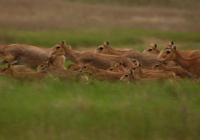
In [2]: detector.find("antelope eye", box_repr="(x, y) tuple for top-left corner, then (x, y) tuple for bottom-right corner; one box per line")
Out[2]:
(167, 51), (171, 54)
(110, 68), (113, 71)
(132, 68), (136, 70)
(99, 47), (103, 50)
(56, 46), (60, 49)
(83, 66), (87, 68)
(148, 49), (152, 51)
(156, 65), (159, 67)
(125, 75), (128, 77)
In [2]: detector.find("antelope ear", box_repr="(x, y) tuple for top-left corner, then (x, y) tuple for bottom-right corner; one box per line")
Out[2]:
(169, 41), (174, 46)
(154, 44), (157, 48)
(104, 41), (109, 47)
(114, 63), (119, 67)
(134, 60), (140, 66)
(62, 40), (66, 46)
(173, 46), (176, 50)
(68, 45), (71, 49)
(47, 61), (50, 66)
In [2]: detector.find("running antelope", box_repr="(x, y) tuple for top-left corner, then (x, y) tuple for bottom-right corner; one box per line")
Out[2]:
(0, 44), (52, 68)
(0, 65), (52, 81)
(152, 62), (191, 78)
(79, 63), (123, 82)
(157, 46), (200, 77)
(94, 41), (175, 68)
(49, 41), (135, 70)
(129, 61), (176, 80)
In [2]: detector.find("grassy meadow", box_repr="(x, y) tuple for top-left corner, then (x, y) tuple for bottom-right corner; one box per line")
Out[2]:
(1, 77), (200, 140)
(0, 28), (200, 139)
(0, 28), (200, 50)
(1, 0), (200, 139)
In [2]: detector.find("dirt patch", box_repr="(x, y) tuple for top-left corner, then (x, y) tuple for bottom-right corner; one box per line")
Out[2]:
(0, 0), (200, 31)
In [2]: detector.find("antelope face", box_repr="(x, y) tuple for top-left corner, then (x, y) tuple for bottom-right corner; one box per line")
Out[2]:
(37, 62), (49, 72)
(143, 44), (159, 55)
(0, 66), (13, 75)
(120, 71), (134, 82)
(49, 44), (65, 57)
(152, 62), (161, 70)
(128, 64), (141, 76)
(94, 41), (109, 53)
(94, 45), (106, 53)
(79, 65), (90, 73)
(157, 48), (176, 62)
(0, 67), (7, 73)
(152, 64), (160, 70)
(107, 67), (114, 72)
(120, 73), (130, 81)
(49, 40), (71, 58)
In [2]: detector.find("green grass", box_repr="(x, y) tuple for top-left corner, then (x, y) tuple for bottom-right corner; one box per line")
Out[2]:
(1, 27), (200, 139)
(0, 77), (200, 140)
(1, 28), (200, 49)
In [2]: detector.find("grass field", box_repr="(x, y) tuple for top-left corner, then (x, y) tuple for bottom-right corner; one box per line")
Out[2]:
(0, 28), (200, 51)
(1, 77), (200, 140)
(1, 0), (200, 139)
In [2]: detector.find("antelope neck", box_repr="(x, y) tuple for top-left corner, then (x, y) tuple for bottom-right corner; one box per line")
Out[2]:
(173, 51), (192, 71)
(108, 47), (125, 55)
(64, 47), (79, 64)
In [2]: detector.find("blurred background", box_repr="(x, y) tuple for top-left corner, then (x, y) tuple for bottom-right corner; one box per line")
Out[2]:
(0, 0), (200, 50)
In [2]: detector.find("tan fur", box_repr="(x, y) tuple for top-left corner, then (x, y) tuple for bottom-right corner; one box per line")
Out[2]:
(49, 41), (135, 70)
(143, 44), (160, 55)
(79, 64), (123, 82)
(67, 64), (82, 71)
(107, 62), (127, 73)
(48, 54), (66, 70)
(94, 41), (140, 55)
(152, 62), (191, 78)
(120, 71), (159, 83)
(0, 65), (33, 72)
(123, 51), (176, 68)
(0, 65), (51, 81)
(0, 44), (52, 68)
(93, 42), (175, 68)
(165, 42), (200, 58)
(37, 55), (88, 82)
(157, 46), (200, 77)
(128, 62), (176, 80)
(120, 71), (139, 83)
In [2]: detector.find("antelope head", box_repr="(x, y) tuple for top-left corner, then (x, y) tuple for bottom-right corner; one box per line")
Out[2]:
(94, 41), (110, 53)
(157, 46), (177, 62)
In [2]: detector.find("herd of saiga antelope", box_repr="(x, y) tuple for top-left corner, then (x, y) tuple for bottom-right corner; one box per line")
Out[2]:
(0, 40), (199, 83)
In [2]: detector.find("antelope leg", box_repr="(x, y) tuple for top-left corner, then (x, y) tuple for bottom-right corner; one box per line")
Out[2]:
(11, 60), (25, 65)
